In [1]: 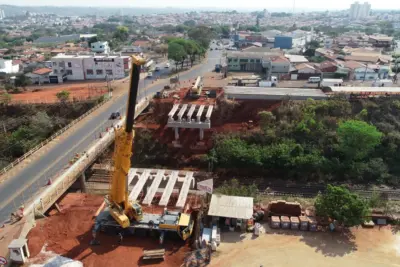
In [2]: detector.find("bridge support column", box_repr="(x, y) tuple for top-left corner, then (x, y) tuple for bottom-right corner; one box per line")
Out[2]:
(174, 128), (179, 140)
(80, 172), (87, 193)
(199, 129), (204, 141)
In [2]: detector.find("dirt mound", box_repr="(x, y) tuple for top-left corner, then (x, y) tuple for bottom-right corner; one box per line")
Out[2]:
(27, 193), (188, 267)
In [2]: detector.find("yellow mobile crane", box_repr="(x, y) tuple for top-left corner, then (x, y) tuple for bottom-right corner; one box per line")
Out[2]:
(106, 55), (146, 228)
(95, 56), (194, 244)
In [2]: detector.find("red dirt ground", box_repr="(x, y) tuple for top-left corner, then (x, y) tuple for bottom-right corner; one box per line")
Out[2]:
(10, 83), (109, 104)
(27, 193), (189, 267)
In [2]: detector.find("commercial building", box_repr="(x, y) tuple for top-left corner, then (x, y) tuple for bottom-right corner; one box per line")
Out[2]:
(90, 41), (110, 54)
(349, 2), (371, 20)
(226, 51), (290, 77)
(0, 59), (20, 74)
(51, 53), (131, 81)
(274, 36), (292, 49)
(34, 34), (97, 44)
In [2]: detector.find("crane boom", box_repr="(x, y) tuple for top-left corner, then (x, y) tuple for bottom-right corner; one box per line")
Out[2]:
(108, 55), (146, 228)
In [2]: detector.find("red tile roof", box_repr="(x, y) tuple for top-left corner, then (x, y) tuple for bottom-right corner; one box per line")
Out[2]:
(271, 55), (289, 63)
(133, 40), (150, 46)
(33, 68), (52, 75)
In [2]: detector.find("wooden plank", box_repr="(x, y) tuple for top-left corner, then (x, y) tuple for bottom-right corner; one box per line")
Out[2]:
(177, 104), (188, 120)
(206, 105), (214, 119)
(129, 169), (151, 201)
(176, 172), (194, 208)
(159, 171), (179, 206)
(142, 170), (165, 205)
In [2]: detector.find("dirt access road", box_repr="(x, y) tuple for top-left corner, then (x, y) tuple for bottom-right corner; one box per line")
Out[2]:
(211, 226), (400, 267)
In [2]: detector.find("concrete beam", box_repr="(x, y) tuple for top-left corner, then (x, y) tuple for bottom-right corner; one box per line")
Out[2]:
(129, 169), (151, 201)
(176, 172), (194, 208)
(177, 104), (188, 121)
(142, 170), (165, 205)
(159, 171), (179, 206)
(168, 104), (180, 119)
(205, 105), (214, 122)
(196, 105), (205, 122)
(187, 104), (197, 121)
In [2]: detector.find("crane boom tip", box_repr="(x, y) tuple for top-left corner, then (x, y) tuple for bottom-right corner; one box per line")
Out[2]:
(132, 55), (146, 65)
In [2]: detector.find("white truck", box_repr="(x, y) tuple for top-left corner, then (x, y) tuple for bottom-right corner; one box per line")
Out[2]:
(258, 76), (278, 87)
(321, 78), (343, 87)
(372, 79), (393, 87)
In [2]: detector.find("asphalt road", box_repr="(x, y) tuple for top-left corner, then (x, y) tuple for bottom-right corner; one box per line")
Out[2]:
(0, 47), (222, 222)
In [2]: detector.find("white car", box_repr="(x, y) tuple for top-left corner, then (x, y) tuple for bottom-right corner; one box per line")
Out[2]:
(165, 63), (170, 68)
(147, 72), (153, 78)
(155, 66), (160, 71)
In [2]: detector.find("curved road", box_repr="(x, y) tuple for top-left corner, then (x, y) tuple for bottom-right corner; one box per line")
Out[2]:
(0, 47), (222, 221)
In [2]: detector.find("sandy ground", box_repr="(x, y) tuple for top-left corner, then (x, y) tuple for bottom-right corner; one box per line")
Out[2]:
(9, 82), (111, 104)
(27, 193), (188, 267)
(211, 225), (400, 267)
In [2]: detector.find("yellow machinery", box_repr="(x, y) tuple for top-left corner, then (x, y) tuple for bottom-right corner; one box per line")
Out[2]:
(106, 55), (146, 228)
(101, 55), (194, 244)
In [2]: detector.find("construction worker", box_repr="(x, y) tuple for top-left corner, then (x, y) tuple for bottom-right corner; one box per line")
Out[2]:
(118, 231), (123, 244)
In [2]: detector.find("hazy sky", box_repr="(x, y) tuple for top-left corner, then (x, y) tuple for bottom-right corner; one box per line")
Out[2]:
(1, 0), (399, 10)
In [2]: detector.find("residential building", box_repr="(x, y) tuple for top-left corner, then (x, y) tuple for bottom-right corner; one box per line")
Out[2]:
(90, 41), (110, 54)
(0, 9), (5, 20)
(295, 63), (318, 74)
(0, 59), (20, 74)
(132, 40), (152, 51)
(368, 36), (394, 49)
(285, 54), (309, 65)
(349, 2), (371, 20)
(354, 65), (378, 80)
(26, 68), (52, 84)
(51, 53), (131, 81)
(121, 46), (143, 56)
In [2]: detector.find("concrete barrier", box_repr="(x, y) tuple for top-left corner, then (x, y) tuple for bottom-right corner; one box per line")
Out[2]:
(23, 97), (153, 217)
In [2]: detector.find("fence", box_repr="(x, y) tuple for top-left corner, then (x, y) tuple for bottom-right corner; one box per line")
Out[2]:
(0, 95), (111, 178)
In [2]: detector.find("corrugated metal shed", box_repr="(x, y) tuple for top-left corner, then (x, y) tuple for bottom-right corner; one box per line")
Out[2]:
(208, 194), (253, 219)
(329, 87), (400, 93)
(224, 86), (328, 100)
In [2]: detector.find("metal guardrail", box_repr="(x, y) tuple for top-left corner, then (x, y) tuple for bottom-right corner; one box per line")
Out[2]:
(23, 98), (152, 216)
(0, 96), (111, 178)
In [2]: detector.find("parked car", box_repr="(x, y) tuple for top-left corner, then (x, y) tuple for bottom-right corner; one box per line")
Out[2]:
(308, 77), (321, 83)
(147, 72), (153, 78)
(165, 63), (170, 68)
(109, 112), (121, 120)
(155, 66), (160, 71)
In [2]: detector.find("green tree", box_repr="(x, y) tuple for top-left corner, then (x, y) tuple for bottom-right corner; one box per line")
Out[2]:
(14, 74), (31, 88)
(56, 90), (71, 103)
(168, 42), (187, 70)
(188, 26), (214, 49)
(113, 26), (129, 42)
(183, 20), (196, 27)
(337, 120), (382, 160)
(315, 185), (370, 227)
(185, 40), (200, 67)
(0, 93), (12, 104)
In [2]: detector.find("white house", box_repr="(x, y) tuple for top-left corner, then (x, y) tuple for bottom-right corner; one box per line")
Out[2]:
(0, 59), (20, 74)
(26, 68), (52, 84)
(354, 66), (378, 80)
(90, 41), (110, 54)
(51, 53), (131, 81)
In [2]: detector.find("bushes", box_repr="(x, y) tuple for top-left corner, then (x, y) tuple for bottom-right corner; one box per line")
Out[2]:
(209, 97), (400, 184)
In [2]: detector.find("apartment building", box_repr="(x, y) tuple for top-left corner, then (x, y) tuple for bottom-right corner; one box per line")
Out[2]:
(349, 2), (371, 20)
(51, 53), (131, 81)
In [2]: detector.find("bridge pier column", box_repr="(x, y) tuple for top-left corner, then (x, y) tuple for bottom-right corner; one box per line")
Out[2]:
(199, 129), (204, 141)
(174, 127), (179, 140)
(80, 172), (87, 193)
